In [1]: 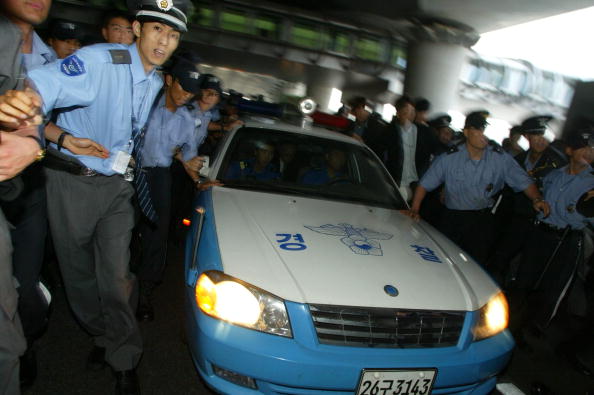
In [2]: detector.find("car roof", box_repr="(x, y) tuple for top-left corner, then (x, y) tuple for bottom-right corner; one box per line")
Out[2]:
(240, 116), (364, 146)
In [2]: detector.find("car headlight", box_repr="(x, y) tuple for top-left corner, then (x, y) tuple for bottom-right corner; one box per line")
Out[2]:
(473, 292), (509, 340)
(195, 270), (292, 338)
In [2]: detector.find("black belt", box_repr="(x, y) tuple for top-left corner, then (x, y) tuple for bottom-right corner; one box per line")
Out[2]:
(445, 207), (492, 214)
(43, 151), (100, 177)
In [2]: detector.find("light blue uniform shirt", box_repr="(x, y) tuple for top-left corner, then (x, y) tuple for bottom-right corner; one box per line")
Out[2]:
(28, 43), (163, 175)
(141, 95), (203, 167)
(540, 165), (594, 229)
(420, 143), (533, 210)
(193, 107), (213, 153)
(22, 32), (55, 71)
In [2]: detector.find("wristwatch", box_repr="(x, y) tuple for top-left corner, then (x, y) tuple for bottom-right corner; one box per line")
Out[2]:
(26, 135), (46, 162)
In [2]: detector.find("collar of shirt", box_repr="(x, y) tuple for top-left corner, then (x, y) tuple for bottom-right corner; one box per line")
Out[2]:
(129, 42), (155, 85)
(23, 31), (55, 70)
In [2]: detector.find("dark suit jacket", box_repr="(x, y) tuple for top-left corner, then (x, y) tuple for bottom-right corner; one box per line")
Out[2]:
(383, 119), (439, 186)
(0, 16), (25, 202)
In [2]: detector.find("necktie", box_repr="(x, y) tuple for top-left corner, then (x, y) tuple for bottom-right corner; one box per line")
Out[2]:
(131, 90), (163, 223)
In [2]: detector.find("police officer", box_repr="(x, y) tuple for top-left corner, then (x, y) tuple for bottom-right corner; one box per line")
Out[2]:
(1, 1), (191, 393)
(46, 19), (84, 59)
(513, 131), (594, 334)
(488, 115), (567, 284)
(428, 114), (455, 156)
(135, 51), (204, 322)
(408, 111), (550, 266)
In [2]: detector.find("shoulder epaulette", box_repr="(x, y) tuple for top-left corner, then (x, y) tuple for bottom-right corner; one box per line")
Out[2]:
(488, 140), (503, 154)
(108, 49), (131, 64)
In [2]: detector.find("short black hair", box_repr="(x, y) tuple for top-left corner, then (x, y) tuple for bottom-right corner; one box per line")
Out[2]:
(414, 97), (430, 112)
(102, 10), (133, 29)
(347, 96), (367, 109)
(395, 94), (414, 110)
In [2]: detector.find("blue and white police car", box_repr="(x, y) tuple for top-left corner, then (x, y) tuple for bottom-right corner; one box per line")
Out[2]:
(184, 117), (514, 395)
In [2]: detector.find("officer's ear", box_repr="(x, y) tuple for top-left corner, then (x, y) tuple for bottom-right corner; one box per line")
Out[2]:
(164, 74), (173, 88)
(132, 20), (142, 39)
(462, 128), (470, 139)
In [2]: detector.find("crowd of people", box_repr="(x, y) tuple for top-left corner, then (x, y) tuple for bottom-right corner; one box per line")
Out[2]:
(0, 0), (593, 394)
(344, 95), (594, 389)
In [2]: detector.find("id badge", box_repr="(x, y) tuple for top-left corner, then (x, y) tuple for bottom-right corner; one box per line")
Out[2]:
(112, 151), (132, 174)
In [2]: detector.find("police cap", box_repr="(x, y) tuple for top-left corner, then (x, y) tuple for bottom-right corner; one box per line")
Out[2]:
(168, 52), (201, 94)
(428, 113), (452, 129)
(127, 0), (191, 32)
(566, 131), (594, 150)
(200, 74), (223, 96)
(49, 19), (84, 41)
(464, 110), (490, 130)
(520, 115), (553, 135)
(509, 125), (523, 136)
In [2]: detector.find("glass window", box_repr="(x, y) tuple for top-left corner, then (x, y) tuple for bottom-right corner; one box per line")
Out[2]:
(390, 45), (407, 68)
(220, 9), (250, 34)
(191, 6), (214, 27)
(218, 127), (406, 209)
(254, 15), (278, 39)
(292, 23), (323, 49)
(325, 31), (350, 55)
(354, 37), (384, 62)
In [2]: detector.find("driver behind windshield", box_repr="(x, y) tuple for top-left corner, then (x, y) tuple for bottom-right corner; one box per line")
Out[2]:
(301, 148), (347, 185)
(226, 140), (280, 181)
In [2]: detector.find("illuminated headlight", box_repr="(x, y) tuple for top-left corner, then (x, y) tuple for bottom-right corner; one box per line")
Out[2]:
(195, 271), (292, 337)
(473, 292), (509, 340)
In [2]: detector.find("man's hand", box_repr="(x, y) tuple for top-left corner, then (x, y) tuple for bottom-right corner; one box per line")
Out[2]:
(533, 199), (550, 217)
(0, 89), (43, 129)
(400, 209), (420, 221)
(196, 179), (223, 191)
(185, 156), (205, 173)
(0, 131), (41, 181)
(225, 119), (243, 130)
(62, 135), (109, 158)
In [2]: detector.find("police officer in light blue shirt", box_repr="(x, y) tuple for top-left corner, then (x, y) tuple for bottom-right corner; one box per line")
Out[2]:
(513, 131), (594, 342)
(135, 51), (204, 322)
(409, 111), (549, 266)
(5, 1), (192, 393)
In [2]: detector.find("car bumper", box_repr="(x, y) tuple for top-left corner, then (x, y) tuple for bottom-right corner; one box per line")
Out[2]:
(185, 291), (514, 395)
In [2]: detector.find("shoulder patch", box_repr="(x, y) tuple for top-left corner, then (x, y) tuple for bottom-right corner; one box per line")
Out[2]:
(109, 49), (131, 64)
(60, 55), (85, 76)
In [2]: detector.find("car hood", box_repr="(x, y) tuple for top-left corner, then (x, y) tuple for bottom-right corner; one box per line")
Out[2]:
(212, 187), (499, 311)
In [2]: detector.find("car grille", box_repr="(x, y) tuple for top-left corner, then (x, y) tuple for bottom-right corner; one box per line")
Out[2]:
(309, 304), (466, 348)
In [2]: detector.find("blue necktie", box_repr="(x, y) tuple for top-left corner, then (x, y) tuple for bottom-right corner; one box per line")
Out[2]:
(131, 90), (163, 223)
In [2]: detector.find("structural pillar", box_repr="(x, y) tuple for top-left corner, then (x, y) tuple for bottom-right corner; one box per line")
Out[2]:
(403, 22), (480, 114)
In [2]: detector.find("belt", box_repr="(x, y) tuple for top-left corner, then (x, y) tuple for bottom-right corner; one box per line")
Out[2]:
(445, 207), (492, 214)
(534, 220), (568, 236)
(44, 151), (100, 177)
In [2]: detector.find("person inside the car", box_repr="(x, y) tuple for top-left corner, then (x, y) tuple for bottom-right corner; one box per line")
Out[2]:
(225, 140), (280, 181)
(301, 148), (348, 185)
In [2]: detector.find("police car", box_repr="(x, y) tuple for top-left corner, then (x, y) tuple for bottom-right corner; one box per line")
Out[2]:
(184, 116), (514, 395)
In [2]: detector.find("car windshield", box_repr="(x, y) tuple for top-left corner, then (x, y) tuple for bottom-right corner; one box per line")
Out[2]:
(217, 126), (407, 209)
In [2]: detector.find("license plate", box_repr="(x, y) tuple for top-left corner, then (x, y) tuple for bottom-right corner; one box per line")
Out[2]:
(355, 368), (437, 395)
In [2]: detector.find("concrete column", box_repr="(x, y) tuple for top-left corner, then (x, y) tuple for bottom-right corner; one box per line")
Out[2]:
(403, 22), (479, 114)
(307, 85), (339, 113)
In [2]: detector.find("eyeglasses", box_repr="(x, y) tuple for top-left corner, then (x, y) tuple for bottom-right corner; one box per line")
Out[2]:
(202, 90), (220, 98)
(108, 24), (133, 34)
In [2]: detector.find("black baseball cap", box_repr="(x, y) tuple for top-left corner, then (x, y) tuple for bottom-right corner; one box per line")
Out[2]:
(464, 110), (490, 130)
(169, 56), (201, 94)
(566, 132), (594, 150)
(428, 114), (452, 129)
(49, 19), (84, 41)
(200, 74), (223, 96)
(520, 115), (553, 135)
